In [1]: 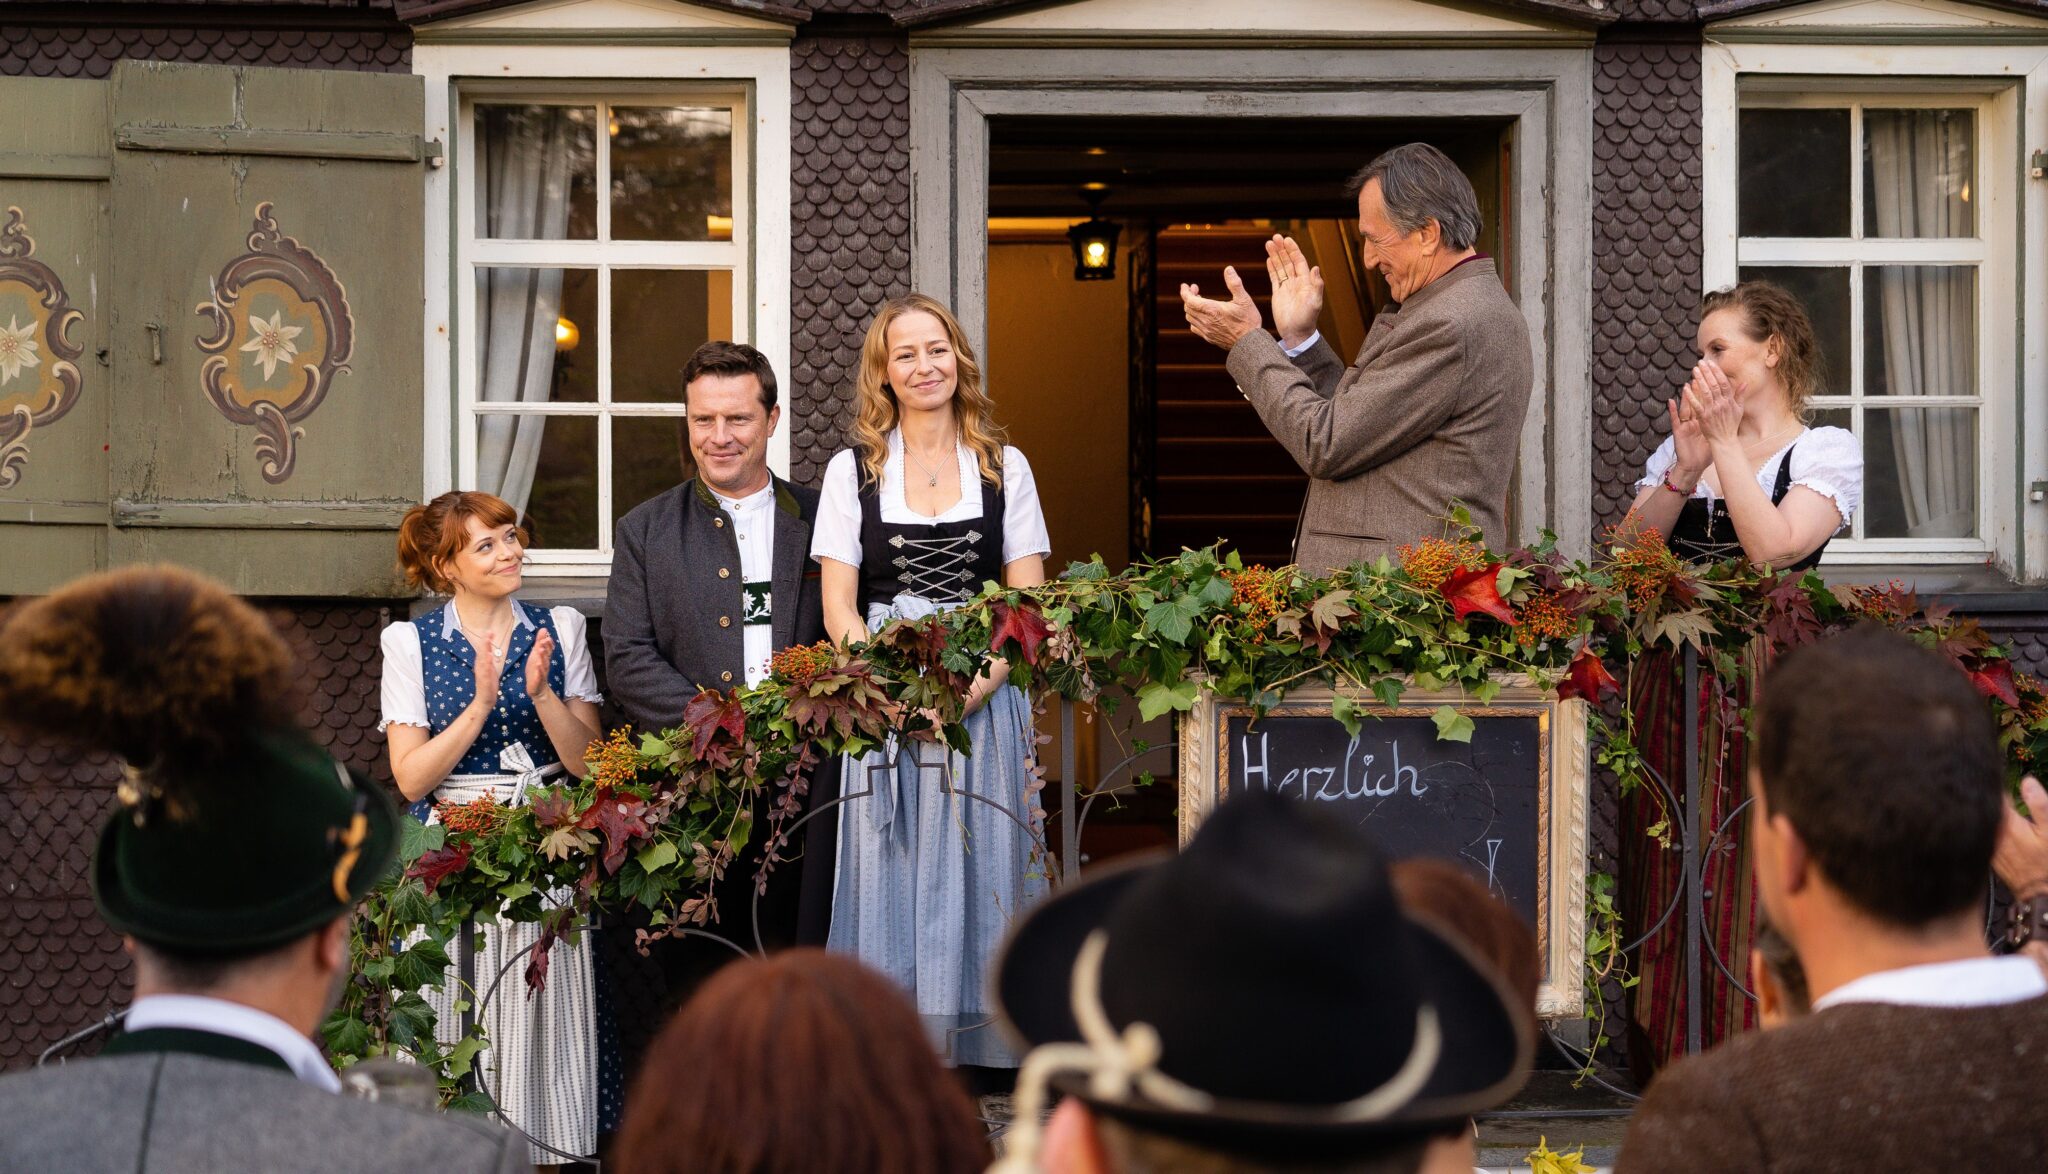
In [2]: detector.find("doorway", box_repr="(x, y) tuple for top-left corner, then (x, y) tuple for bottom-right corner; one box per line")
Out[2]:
(988, 116), (1514, 569)
(985, 117), (1516, 866)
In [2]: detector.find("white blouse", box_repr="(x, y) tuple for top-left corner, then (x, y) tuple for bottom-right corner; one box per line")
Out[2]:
(810, 434), (1053, 569)
(1634, 425), (1864, 532)
(378, 601), (603, 732)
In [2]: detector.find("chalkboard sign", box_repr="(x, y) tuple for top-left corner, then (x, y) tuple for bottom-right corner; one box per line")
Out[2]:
(1179, 682), (1589, 1017)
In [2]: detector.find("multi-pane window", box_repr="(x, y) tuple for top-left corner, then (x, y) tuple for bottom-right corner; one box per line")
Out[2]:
(456, 94), (747, 568)
(1736, 96), (1990, 556)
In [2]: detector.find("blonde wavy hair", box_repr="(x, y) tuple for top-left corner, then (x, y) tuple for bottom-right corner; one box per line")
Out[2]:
(850, 294), (1008, 488)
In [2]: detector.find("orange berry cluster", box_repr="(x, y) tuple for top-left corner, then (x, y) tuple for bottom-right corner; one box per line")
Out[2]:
(1223, 565), (1289, 633)
(585, 726), (642, 793)
(1516, 590), (1579, 644)
(2017, 675), (2048, 729)
(1606, 527), (1683, 610)
(436, 795), (503, 836)
(1847, 580), (1913, 625)
(1397, 538), (1487, 591)
(770, 640), (837, 688)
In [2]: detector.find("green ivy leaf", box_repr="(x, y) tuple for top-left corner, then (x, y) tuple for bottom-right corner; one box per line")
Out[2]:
(1136, 679), (1200, 721)
(443, 1035), (486, 1081)
(1331, 694), (1362, 738)
(399, 819), (444, 867)
(636, 839), (680, 874)
(387, 991), (437, 1051)
(321, 1012), (371, 1059)
(1474, 678), (1502, 704)
(1142, 595), (1202, 644)
(1431, 705), (1475, 743)
(393, 939), (449, 993)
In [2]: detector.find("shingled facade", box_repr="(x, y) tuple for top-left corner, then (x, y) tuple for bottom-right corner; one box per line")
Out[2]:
(6, 0), (2048, 1075)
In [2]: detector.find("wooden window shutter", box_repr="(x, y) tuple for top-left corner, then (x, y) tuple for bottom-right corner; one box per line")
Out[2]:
(107, 60), (427, 597)
(0, 77), (112, 593)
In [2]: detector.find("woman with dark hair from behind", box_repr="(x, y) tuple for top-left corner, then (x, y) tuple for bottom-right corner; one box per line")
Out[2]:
(611, 948), (990, 1174)
(1390, 858), (1541, 1174)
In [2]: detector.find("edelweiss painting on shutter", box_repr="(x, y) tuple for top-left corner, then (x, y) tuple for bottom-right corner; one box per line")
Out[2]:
(194, 202), (356, 485)
(0, 206), (85, 490)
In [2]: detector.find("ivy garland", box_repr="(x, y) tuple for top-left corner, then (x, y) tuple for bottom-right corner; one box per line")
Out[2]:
(324, 524), (2048, 1103)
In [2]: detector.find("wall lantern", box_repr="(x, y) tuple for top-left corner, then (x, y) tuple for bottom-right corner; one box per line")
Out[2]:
(1066, 187), (1120, 282)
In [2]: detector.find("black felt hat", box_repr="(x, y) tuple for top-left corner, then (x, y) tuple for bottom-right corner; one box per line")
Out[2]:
(994, 788), (1533, 1156)
(92, 726), (402, 954)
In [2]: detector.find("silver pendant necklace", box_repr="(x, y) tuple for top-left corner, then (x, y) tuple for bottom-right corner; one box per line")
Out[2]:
(905, 442), (949, 488)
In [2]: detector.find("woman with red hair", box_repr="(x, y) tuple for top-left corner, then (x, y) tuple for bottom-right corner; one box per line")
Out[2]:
(612, 949), (990, 1174)
(379, 489), (605, 1166)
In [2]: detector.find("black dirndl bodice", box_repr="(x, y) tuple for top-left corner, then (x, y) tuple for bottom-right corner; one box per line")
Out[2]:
(1667, 442), (1828, 572)
(856, 467), (1008, 608)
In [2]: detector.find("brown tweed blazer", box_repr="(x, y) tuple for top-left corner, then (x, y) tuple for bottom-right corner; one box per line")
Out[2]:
(1617, 995), (2048, 1173)
(1223, 258), (1533, 575)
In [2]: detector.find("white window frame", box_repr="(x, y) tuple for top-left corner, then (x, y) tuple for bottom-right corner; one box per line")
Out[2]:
(415, 27), (793, 578)
(456, 87), (749, 574)
(1703, 31), (2048, 579)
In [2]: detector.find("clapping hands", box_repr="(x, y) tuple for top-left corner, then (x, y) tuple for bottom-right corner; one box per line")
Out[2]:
(525, 628), (557, 702)
(1179, 266), (1264, 351)
(1682, 361), (1745, 447)
(1264, 235), (1324, 347)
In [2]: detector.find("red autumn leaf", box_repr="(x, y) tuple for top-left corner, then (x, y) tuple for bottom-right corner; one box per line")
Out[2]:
(578, 794), (655, 875)
(989, 599), (1054, 666)
(1966, 658), (2020, 708)
(527, 788), (578, 829)
(525, 922), (557, 995)
(1440, 563), (1517, 626)
(403, 841), (472, 896)
(1557, 647), (1620, 703)
(1761, 575), (1824, 649)
(682, 688), (748, 767)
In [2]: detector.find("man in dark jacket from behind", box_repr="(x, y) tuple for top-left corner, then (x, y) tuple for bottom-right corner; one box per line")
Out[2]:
(1619, 627), (2048, 1172)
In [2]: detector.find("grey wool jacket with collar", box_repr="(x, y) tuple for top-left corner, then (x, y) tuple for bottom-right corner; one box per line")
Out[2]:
(1223, 257), (1534, 575)
(604, 475), (825, 733)
(0, 1050), (528, 1173)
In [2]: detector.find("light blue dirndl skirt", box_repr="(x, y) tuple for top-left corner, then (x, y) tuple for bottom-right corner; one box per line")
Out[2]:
(828, 595), (1051, 1068)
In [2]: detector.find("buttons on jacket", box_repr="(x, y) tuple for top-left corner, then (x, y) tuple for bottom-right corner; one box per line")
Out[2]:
(720, 671), (733, 683)
(719, 616), (731, 628)
(713, 517), (725, 528)
(718, 568), (730, 579)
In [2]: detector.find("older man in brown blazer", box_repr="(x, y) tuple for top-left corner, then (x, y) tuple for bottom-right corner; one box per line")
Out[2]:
(1182, 143), (1534, 573)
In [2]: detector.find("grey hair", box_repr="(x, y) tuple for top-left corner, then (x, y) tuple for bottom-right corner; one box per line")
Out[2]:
(1344, 143), (1483, 252)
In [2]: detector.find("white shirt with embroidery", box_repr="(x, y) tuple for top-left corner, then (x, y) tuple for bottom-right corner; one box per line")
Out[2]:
(715, 481), (779, 688)
(1633, 425), (1864, 532)
(809, 434), (1052, 573)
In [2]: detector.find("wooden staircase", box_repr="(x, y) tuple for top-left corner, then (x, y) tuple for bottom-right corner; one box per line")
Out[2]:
(1144, 226), (1309, 567)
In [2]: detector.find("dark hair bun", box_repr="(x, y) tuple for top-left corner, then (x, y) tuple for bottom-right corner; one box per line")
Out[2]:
(0, 565), (296, 772)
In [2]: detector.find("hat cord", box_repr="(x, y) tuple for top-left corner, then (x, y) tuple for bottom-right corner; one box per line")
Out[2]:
(989, 932), (1445, 1172)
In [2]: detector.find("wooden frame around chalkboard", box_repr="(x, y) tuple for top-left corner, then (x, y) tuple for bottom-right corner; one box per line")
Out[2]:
(1177, 679), (1590, 1019)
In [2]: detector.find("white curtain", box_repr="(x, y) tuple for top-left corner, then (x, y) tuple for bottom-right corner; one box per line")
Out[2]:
(475, 108), (575, 519)
(1866, 111), (1975, 539)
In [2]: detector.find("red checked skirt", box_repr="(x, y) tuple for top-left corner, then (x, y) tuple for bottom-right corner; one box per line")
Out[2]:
(1620, 644), (1763, 1084)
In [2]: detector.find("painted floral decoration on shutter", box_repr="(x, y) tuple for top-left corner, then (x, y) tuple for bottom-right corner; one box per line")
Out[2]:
(194, 202), (355, 484)
(0, 206), (85, 490)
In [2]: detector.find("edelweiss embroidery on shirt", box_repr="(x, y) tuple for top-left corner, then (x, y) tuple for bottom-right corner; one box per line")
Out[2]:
(742, 581), (772, 624)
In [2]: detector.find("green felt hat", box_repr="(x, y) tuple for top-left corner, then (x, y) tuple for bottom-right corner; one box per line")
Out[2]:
(91, 726), (402, 954)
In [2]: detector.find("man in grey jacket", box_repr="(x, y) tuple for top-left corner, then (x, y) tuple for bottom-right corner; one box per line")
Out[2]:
(605, 342), (836, 958)
(0, 568), (526, 1174)
(1181, 142), (1535, 573)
